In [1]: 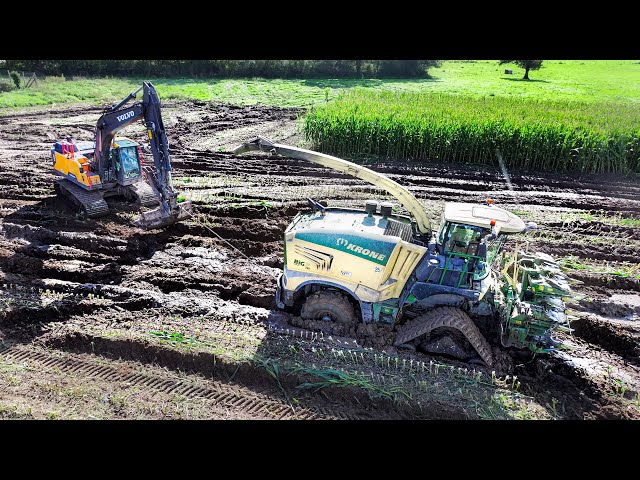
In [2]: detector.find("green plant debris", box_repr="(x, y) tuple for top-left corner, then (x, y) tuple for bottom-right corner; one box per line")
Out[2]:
(559, 256), (640, 279)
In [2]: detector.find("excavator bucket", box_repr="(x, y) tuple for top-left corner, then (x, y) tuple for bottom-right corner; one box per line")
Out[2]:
(133, 200), (193, 229)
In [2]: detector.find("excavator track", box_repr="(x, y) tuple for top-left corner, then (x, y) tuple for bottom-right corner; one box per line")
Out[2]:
(128, 180), (159, 207)
(394, 306), (494, 366)
(54, 178), (109, 218)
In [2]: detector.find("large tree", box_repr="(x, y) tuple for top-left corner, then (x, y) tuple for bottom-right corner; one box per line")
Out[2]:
(499, 60), (543, 80)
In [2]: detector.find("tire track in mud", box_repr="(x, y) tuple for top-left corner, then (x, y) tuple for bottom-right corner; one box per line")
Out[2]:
(1, 100), (639, 419)
(0, 343), (366, 420)
(533, 241), (640, 265)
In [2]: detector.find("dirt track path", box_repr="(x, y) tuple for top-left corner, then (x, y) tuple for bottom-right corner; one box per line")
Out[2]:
(1, 100), (639, 419)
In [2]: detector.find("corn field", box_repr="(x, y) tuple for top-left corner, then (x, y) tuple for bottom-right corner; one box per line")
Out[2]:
(303, 90), (640, 174)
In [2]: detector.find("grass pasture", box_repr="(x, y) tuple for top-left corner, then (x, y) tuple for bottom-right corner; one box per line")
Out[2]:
(1, 61), (638, 110)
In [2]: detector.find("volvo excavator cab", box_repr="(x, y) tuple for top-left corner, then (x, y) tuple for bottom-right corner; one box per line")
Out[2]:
(52, 137), (144, 188)
(111, 139), (143, 184)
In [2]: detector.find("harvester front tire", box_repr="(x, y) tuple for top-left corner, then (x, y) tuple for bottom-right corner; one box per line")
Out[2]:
(301, 291), (356, 325)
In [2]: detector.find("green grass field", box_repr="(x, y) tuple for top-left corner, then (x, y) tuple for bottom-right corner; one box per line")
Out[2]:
(423, 60), (640, 103)
(1, 60), (638, 110)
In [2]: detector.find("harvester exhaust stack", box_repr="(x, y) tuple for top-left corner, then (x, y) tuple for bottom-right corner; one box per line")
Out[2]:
(133, 200), (192, 229)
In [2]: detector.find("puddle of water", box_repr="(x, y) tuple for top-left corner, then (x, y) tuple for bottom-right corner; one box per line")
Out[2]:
(611, 293), (640, 308)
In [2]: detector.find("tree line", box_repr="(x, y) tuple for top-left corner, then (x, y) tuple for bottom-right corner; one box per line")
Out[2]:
(2, 60), (441, 78)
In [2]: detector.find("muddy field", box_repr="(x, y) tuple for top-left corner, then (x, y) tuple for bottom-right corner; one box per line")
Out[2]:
(0, 100), (639, 420)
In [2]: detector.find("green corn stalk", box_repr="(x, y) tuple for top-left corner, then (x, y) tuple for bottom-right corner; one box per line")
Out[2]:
(303, 89), (640, 174)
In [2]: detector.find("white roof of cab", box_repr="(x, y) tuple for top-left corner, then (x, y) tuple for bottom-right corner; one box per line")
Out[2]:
(444, 202), (525, 233)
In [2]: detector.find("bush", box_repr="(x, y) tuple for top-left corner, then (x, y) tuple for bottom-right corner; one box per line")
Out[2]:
(0, 82), (14, 93)
(9, 71), (21, 89)
(4, 60), (441, 79)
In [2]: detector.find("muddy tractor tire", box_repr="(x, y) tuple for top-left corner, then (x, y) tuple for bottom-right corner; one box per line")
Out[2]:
(301, 290), (356, 325)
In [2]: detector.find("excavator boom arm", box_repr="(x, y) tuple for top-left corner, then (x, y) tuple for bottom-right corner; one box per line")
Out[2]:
(233, 136), (432, 235)
(141, 81), (174, 212)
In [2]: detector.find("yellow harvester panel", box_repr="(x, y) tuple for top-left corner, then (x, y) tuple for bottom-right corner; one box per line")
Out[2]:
(283, 211), (427, 303)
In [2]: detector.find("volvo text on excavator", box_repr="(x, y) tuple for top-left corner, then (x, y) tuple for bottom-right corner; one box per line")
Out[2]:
(50, 81), (191, 229)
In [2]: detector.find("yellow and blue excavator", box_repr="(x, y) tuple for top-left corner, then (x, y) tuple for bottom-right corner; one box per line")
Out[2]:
(51, 81), (191, 229)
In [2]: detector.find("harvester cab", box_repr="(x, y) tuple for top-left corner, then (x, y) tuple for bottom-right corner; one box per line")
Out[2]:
(418, 201), (525, 292)
(233, 136), (571, 366)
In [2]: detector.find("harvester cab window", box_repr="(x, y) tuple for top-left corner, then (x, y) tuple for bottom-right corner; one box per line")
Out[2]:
(119, 147), (141, 179)
(444, 224), (482, 256)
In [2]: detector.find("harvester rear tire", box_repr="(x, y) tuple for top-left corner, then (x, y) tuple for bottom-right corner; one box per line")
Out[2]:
(301, 291), (356, 325)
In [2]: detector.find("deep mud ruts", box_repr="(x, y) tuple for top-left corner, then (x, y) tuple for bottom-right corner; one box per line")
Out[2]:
(0, 100), (639, 419)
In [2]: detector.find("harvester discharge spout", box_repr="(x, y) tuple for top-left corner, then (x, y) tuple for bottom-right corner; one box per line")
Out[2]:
(232, 136), (432, 236)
